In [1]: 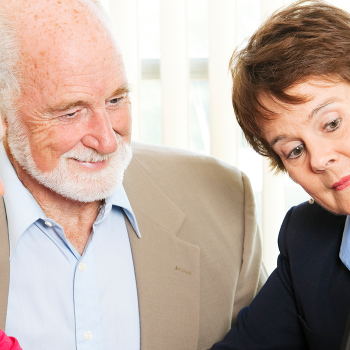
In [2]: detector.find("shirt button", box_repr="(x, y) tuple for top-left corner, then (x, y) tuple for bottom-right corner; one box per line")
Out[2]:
(84, 331), (92, 340)
(79, 263), (87, 272)
(44, 221), (52, 227)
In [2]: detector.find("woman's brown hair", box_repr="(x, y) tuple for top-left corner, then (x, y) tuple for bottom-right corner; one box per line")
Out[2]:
(231, 0), (350, 171)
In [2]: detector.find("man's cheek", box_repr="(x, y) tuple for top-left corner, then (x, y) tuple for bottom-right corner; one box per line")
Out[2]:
(30, 147), (60, 172)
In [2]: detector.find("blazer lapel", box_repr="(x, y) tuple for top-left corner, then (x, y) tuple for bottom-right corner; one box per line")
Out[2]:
(124, 159), (200, 350)
(0, 197), (9, 331)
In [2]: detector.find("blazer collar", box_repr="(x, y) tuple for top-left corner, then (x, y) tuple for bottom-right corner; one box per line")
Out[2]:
(124, 157), (186, 236)
(124, 158), (200, 349)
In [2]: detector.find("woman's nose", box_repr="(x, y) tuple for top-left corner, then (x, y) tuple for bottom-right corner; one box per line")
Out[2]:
(309, 146), (338, 173)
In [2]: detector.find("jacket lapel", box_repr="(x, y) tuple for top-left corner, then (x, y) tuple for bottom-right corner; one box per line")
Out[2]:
(0, 197), (9, 331)
(124, 158), (200, 350)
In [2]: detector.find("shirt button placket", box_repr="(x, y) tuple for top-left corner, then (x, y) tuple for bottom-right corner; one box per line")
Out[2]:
(79, 263), (87, 272)
(75, 250), (101, 349)
(84, 331), (93, 340)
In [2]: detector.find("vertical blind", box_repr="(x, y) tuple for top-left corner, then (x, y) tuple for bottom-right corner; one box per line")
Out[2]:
(102, 0), (349, 274)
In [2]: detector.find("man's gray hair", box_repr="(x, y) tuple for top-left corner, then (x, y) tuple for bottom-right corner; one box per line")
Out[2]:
(0, 0), (111, 122)
(0, 12), (20, 122)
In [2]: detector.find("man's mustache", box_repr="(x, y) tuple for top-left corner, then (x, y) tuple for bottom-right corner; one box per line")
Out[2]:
(63, 148), (112, 163)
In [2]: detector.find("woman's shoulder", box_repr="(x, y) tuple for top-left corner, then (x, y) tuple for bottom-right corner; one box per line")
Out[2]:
(278, 201), (347, 264)
(283, 201), (346, 237)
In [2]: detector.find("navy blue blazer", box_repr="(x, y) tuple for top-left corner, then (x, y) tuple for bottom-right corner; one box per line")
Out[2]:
(211, 201), (350, 350)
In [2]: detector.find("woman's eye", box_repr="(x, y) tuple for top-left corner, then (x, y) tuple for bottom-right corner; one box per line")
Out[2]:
(287, 145), (304, 159)
(325, 118), (341, 131)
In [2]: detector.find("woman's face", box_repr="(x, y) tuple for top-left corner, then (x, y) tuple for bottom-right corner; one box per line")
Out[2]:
(261, 77), (350, 215)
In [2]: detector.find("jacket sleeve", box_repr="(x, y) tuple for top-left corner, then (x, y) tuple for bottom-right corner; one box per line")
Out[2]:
(231, 172), (268, 322)
(211, 206), (308, 350)
(0, 330), (22, 350)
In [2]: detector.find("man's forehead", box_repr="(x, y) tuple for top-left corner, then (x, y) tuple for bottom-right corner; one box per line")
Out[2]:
(6, 0), (121, 80)
(1, 0), (126, 113)
(5, 0), (114, 59)
(5, 0), (94, 18)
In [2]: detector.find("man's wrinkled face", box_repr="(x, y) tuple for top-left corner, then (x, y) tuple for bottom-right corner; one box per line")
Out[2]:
(5, 2), (133, 202)
(7, 116), (132, 202)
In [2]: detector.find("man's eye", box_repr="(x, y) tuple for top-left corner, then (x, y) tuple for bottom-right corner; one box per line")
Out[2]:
(62, 111), (77, 119)
(325, 118), (341, 131)
(287, 145), (304, 159)
(110, 97), (121, 104)
(109, 92), (127, 105)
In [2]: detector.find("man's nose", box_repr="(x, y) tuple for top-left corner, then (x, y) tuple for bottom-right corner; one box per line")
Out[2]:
(309, 145), (338, 173)
(80, 109), (118, 155)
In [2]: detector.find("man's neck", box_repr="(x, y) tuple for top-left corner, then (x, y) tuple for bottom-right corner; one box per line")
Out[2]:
(39, 197), (100, 255)
(5, 143), (101, 255)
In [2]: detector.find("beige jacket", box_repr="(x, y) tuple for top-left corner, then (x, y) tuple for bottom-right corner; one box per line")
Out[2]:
(0, 142), (266, 350)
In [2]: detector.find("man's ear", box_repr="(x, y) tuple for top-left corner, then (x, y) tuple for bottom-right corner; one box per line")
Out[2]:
(0, 114), (8, 141)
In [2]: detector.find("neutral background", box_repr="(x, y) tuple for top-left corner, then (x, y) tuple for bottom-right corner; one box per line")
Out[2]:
(98, 0), (350, 274)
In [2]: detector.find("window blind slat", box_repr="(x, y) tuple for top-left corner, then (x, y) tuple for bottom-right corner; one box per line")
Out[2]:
(208, 0), (238, 166)
(260, 0), (284, 21)
(109, 0), (141, 141)
(160, 0), (189, 148)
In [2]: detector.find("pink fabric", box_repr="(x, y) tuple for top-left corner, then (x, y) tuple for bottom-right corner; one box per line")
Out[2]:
(0, 330), (22, 350)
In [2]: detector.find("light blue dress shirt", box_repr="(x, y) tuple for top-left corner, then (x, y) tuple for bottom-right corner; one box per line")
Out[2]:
(340, 216), (350, 270)
(0, 145), (141, 350)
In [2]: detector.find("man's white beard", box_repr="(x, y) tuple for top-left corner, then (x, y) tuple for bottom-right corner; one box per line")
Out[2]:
(6, 116), (132, 203)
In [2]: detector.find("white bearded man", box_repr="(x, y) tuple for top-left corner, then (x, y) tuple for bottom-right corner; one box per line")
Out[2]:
(0, 0), (266, 349)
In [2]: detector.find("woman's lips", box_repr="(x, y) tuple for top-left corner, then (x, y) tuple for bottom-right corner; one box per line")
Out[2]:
(332, 175), (350, 191)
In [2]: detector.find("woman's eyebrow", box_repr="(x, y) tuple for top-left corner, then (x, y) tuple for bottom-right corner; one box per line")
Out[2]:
(308, 98), (338, 120)
(270, 134), (287, 148)
(270, 98), (340, 147)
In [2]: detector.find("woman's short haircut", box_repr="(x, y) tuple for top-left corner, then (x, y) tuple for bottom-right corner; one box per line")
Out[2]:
(230, 0), (350, 171)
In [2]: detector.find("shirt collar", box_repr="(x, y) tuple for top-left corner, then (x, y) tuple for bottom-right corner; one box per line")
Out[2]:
(103, 185), (141, 239)
(0, 143), (141, 259)
(0, 144), (45, 259)
(340, 215), (350, 270)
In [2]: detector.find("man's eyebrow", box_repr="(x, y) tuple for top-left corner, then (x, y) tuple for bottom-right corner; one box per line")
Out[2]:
(270, 98), (340, 147)
(45, 84), (132, 114)
(45, 100), (89, 114)
(108, 84), (132, 99)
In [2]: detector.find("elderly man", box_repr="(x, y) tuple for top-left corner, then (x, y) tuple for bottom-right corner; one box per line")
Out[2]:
(0, 0), (265, 349)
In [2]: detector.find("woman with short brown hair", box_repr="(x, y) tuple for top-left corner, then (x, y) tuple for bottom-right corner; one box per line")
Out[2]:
(212, 1), (350, 349)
